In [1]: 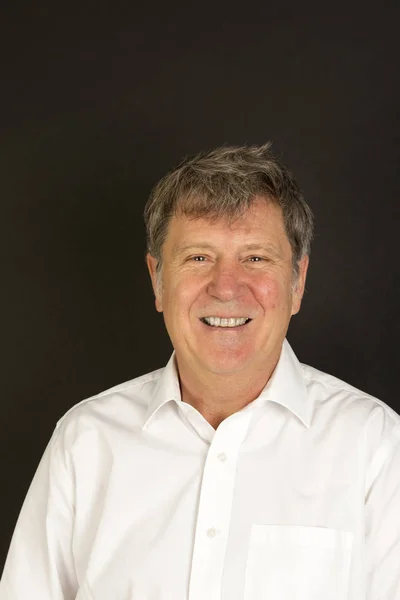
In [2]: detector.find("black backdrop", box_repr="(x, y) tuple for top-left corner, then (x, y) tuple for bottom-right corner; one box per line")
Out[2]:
(1, 2), (399, 571)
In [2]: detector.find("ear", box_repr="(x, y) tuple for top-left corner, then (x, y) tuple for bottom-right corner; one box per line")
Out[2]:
(146, 253), (163, 313)
(291, 255), (309, 316)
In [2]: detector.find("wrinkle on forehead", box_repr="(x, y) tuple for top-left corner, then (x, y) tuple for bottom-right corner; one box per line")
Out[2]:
(169, 201), (290, 258)
(175, 194), (275, 226)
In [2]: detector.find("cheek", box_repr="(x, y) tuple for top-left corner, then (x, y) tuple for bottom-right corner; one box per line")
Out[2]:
(164, 276), (204, 315)
(255, 279), (283, 310)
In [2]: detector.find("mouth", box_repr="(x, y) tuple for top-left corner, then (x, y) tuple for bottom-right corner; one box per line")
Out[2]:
(200, 317), (252, 328)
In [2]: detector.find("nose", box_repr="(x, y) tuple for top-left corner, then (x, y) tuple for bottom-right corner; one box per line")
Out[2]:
(206, 260), (245, 302)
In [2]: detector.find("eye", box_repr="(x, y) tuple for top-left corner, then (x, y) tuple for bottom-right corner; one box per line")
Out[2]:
(190, 255), (207, 261)
(248, 256), (264, 262)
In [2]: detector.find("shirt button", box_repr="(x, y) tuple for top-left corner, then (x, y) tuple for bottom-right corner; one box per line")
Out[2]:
(217, 452), (227, 462)
(206, 527), (218, 538)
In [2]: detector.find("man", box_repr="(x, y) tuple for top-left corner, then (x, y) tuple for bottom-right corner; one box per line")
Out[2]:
(1, 144), (399, 599)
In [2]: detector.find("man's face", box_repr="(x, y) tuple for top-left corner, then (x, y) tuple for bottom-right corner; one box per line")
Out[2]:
(147, 199), (308, 378)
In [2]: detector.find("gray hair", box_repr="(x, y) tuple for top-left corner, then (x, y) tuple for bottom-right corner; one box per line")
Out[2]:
(144, 143), (314, 278)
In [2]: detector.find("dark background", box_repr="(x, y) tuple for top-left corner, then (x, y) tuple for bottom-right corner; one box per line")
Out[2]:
(1, 1), (399, 572)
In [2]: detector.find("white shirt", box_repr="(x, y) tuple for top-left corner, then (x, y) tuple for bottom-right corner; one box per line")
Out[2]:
(1, 339), (400, 599)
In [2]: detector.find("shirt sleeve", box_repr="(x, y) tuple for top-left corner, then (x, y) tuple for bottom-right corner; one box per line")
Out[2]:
(0, 424), (78, 599)
(365, 412), (400, 599)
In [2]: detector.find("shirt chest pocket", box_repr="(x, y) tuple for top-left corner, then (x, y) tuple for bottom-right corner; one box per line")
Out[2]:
(244, 524), (353, 600)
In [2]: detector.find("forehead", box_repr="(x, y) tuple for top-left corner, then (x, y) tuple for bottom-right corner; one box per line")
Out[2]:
(165, 200), (289, 251)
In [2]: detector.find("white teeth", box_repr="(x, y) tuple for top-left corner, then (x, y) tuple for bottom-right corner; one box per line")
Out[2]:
(203, 317), (249, 327)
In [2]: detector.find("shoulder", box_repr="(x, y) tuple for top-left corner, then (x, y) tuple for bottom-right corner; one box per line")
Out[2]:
(53, 366), (165, 443)
(301, 361), (400, 452)
(301, 361), (398, 419)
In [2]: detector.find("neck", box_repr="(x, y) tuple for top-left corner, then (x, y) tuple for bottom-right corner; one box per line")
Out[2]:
(176, 353), (280, 429)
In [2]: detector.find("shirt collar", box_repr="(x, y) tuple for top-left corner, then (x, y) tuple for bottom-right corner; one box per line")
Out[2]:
(143, 354), (182, 429)
(142, 339), (310, 430)
(256, 339), (311, 428)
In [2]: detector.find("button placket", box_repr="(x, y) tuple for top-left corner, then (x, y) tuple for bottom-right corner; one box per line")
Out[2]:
(188, 411), (253, 600)
(206, 527), (219, 539)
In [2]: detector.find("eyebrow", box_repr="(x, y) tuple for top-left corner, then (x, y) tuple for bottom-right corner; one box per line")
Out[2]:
(174, 243), (215, 254)
(173, 242), (281, 256)
(241, 243), (280, 254)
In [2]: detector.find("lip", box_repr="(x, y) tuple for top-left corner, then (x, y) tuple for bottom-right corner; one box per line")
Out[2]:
(199, 315), (253, 319)
(199, 317), (253, 329)
(200, 316), (251, 319)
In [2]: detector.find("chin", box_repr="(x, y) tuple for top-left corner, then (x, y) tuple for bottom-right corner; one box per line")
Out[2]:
(199, 350), (253, 376)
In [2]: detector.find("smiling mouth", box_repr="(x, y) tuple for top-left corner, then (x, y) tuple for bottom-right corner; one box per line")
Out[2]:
(200, 317), (252, 328)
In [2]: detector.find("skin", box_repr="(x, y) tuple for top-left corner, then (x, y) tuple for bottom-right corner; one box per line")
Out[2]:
(147, 198), (309, 429)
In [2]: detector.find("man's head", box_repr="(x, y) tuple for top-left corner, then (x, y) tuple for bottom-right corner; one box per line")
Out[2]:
(144, 143), (314, 379)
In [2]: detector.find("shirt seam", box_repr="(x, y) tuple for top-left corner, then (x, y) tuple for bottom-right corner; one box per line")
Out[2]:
(56, 369), (163, 428)
(301, 365), (400, 425)
(365, 422), (400, 497)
